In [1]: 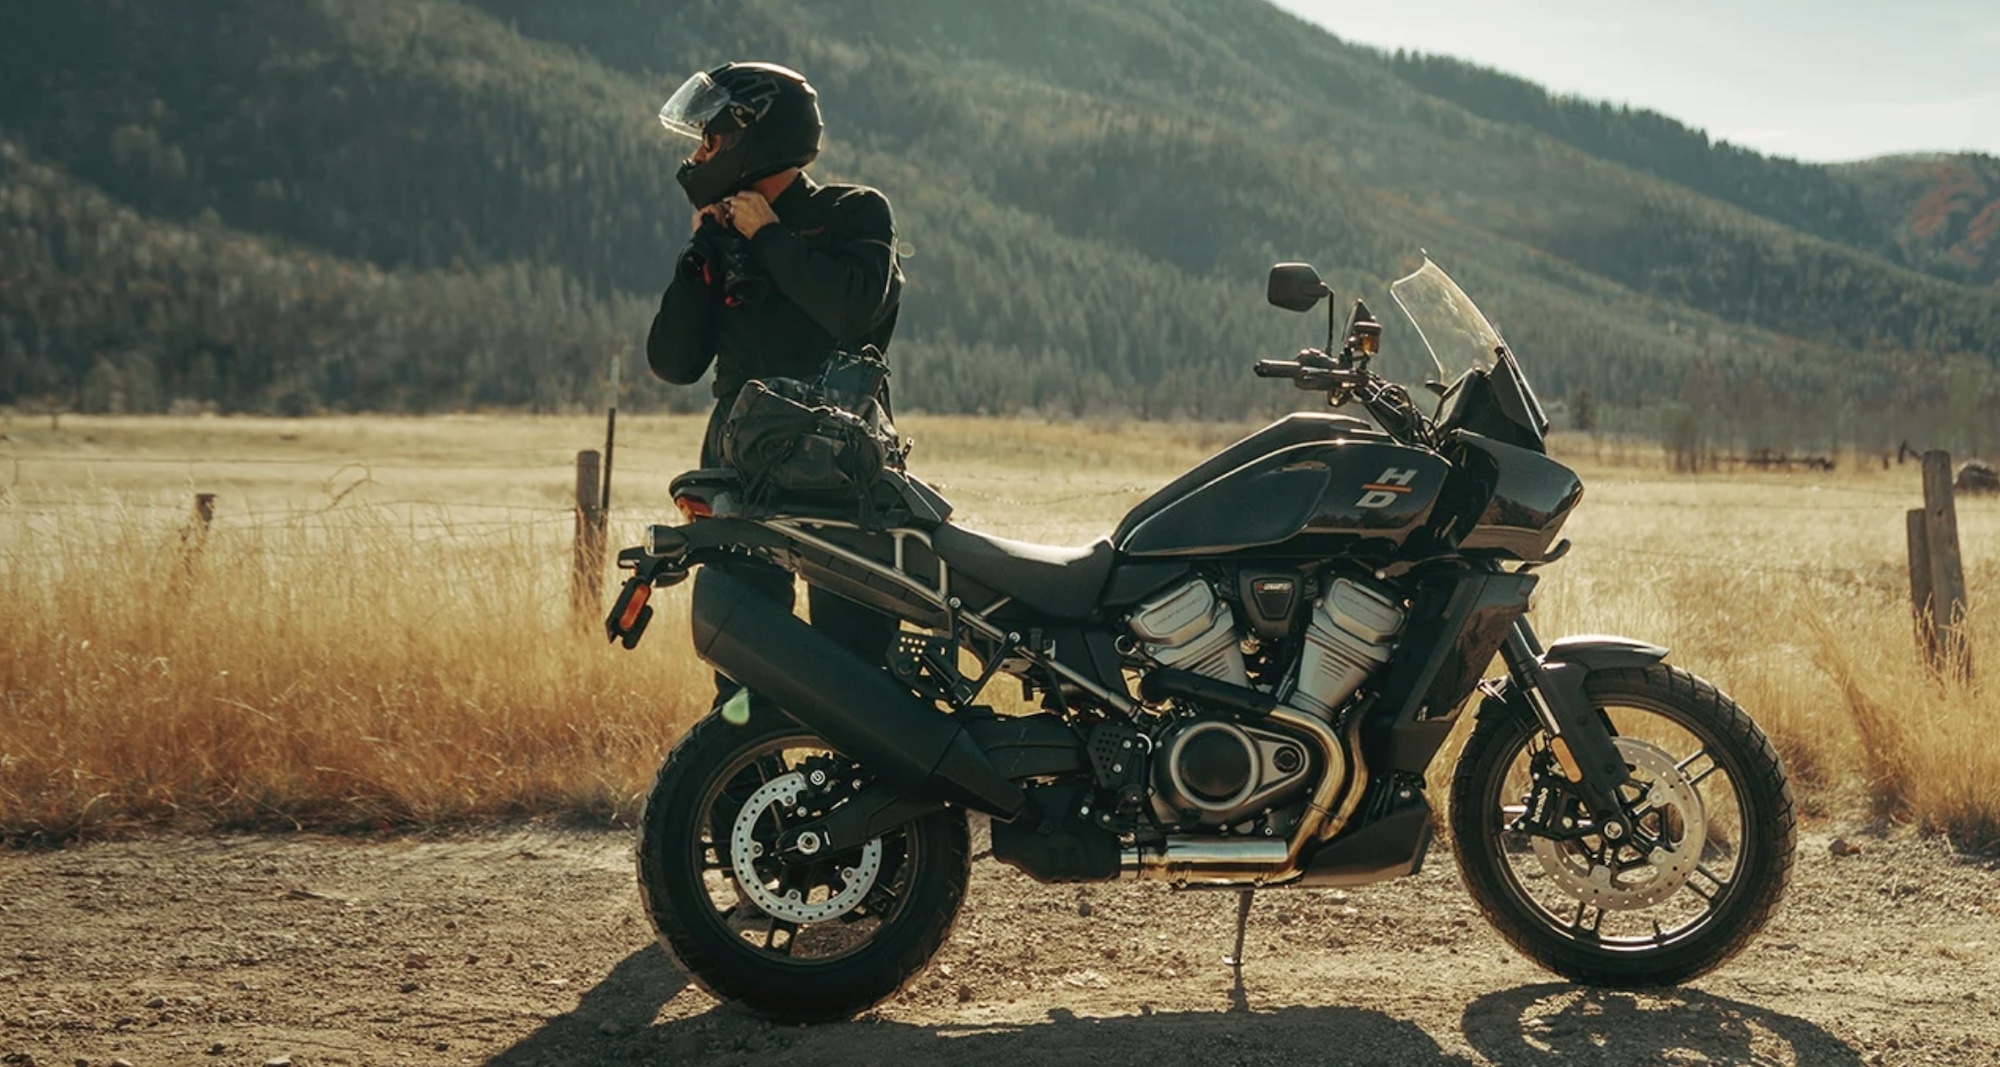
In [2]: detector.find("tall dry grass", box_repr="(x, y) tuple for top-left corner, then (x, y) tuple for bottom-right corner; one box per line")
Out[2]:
(0, 501), (710, 838)
(2, 415), (1995, 849)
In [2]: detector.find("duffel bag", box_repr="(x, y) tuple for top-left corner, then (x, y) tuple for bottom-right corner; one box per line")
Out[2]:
(718, 349), (907, 520)
(720, 376), (888, 494)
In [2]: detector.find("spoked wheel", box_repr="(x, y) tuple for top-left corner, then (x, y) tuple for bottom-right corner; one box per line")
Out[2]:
(1451, 664), (1795, 986)
(637, 706), (969, 1022)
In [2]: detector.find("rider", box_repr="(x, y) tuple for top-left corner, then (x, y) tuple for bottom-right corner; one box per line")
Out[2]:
(647, 61), (903, 703)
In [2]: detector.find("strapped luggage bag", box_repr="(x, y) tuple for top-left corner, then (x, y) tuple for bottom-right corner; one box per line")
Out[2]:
(719, 346), (908, 522)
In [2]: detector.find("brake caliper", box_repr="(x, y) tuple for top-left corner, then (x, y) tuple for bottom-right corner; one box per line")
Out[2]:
(1511, 749), (1595, 842)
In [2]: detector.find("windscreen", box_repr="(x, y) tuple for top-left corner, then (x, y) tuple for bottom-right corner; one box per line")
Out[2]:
(1389, 258), (1507, 382)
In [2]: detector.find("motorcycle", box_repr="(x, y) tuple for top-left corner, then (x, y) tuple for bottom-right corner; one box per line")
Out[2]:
(606, 256), (1796, 1022)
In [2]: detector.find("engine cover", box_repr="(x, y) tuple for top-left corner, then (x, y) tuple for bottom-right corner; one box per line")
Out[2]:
(1151, 719), (1315, 828)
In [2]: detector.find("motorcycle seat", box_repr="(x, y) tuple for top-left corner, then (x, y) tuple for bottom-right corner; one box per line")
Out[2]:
(929, 525), (1115, 620)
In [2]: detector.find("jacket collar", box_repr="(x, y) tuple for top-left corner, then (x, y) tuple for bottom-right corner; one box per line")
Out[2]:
(769, 171), (816, 221)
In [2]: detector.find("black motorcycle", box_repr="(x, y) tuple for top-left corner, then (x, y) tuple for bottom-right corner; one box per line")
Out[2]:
(607, 257), (1795, 1022)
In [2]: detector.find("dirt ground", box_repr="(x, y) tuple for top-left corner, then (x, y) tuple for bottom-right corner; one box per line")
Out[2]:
(2, 824), (1997, 1067)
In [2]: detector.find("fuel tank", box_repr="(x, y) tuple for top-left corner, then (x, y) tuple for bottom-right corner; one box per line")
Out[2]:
(1115, 439), (1449, 559)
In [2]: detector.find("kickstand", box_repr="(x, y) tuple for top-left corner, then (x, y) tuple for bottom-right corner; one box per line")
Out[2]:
(1224, 887), (1253, 1012)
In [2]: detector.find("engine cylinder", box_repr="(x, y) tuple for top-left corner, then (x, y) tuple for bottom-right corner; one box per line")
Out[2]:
(1127, 580), (1248, 687)
(1285, 578), (1405, 720)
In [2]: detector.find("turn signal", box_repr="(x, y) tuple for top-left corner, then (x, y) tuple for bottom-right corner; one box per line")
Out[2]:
(617, 582), (652, 631)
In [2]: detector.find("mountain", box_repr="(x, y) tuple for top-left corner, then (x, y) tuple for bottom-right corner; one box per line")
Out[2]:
(0, 138), (654, 413)
(1839, 154), (2000, 290)
(1381, 49), (2000, 292)
(3, 0), (1996, 448)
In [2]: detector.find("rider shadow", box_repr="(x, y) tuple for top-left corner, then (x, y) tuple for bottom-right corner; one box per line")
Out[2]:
(788, 1004), (1478, 1066)
(482, 943), (689, 1067)
(482, 955), (1860, 1067)
(1461, 983), (1864, 1067)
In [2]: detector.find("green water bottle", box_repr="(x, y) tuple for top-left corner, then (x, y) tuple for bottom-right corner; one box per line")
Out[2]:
(720, 688), (753, 726)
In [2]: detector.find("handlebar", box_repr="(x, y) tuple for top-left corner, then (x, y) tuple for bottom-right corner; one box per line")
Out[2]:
(1253, 350), (1436, 448)
(1254, 353), (1363, 389)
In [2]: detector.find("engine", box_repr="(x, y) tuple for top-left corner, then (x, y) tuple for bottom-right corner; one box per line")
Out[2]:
(1127, 573), (1406, 719)
(1126, 574), (1407, 831)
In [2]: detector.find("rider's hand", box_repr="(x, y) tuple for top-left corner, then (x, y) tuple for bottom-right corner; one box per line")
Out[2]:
(693, 204), (729, 234)
(724, 191), (778, 239)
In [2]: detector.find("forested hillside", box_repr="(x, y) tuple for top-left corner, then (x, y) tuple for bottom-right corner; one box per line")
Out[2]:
(1840, 154), (2000, 290)
(2, 0), (1996, 448)
(0, 139), (662, 413)
(1382, 50), (2000, 292)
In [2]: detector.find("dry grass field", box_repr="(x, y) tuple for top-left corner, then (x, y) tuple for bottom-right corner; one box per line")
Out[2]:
(1, 413), (1994, 848)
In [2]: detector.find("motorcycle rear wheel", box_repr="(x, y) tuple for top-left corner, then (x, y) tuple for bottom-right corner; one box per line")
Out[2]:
(1450, 664), (1795, 986)
(636, 705), (969, 1022)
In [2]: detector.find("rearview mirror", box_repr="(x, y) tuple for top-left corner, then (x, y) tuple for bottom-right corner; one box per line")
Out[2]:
(1267, 263), (1330, 313)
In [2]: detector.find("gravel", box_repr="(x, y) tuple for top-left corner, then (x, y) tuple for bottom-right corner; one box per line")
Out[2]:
(1, 826), (1995, 1065)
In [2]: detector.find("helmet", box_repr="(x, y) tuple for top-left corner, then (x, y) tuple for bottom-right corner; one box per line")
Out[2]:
(660, 62), (823, 208)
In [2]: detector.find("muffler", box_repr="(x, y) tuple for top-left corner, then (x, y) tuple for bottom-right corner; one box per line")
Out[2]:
(690, 567), (1025, 820)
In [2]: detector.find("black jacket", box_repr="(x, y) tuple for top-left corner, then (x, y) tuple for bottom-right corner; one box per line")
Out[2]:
(647, 173), (902, 408)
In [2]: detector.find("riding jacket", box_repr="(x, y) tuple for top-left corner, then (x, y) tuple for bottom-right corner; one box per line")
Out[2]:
(647, 173), (902, 454)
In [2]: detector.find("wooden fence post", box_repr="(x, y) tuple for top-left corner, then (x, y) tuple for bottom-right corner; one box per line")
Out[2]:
(181, 492), (216, 573)
(1917, 451), (1972, 680)
(1907, 507), (1937, 668)
(572, 450), (606, 620)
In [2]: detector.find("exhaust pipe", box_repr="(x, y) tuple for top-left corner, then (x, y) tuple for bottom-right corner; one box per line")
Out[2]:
(1122, 839), (1292, 885)
(690, 567), (1025, 820)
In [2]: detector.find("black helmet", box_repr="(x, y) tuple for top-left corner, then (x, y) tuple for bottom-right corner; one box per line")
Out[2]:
(660, 62), (823, 208)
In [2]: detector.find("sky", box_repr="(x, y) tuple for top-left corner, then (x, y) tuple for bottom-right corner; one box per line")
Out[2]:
(1270, 0), (2000, 163)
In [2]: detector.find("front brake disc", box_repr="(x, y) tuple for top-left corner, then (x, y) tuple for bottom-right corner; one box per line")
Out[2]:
(1531, 737), (1706, 911)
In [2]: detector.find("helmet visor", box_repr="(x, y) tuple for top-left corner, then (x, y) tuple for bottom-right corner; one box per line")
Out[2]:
(658, 72), (731, 141)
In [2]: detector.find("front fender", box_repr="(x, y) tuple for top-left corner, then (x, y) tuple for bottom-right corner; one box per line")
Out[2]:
(1480, 631), (1670, 828)
(1540, 634), (1669, 673)
(1480, 634), (1670, 710)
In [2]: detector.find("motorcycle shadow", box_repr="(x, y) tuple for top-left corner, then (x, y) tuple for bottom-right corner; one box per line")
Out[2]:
(480, 948), (1860, 1067)
(1460, 983), (1864, 1067)
(481, 943), (1473, 1066)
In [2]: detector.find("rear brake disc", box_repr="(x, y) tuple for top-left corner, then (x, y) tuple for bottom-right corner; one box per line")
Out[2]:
(729, 772), (884, 925)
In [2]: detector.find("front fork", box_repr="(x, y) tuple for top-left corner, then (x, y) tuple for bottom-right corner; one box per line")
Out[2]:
(1498, 620), (1636, 843)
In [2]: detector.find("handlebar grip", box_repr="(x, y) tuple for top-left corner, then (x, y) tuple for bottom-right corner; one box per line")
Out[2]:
(1254, 360), (1302, 379)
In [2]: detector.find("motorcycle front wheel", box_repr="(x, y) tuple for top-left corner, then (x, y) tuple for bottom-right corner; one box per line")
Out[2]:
(1451, 664), (1795, 986)
(636, 704), (969, 1022)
